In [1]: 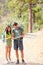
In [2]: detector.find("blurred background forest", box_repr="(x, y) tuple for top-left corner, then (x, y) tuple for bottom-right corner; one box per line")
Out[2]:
(0, 0), (43, 37)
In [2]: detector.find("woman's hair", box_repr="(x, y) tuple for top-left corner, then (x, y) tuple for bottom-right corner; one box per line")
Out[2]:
(5, 26), (11, 34)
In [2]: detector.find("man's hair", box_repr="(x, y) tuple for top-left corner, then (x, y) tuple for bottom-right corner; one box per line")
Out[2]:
(13, 22), (18, 26)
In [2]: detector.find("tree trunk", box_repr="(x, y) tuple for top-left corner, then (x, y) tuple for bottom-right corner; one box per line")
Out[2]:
(29, 4), (32, 33)
(33, 13), (35, 23)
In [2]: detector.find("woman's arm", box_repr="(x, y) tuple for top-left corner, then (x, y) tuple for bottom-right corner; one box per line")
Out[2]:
(12, 33), (15, 39)
(5, 36), (12, 40)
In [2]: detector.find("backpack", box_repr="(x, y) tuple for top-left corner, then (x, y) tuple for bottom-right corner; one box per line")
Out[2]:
(2, 31), (6, 42)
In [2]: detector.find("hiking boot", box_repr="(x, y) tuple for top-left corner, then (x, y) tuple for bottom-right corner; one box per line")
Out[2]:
(22, 59), (25, 63)
(15, 60), (19, 64)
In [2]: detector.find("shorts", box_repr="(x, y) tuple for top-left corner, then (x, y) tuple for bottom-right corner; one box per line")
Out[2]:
(6, 44), (12, 48)
(14, 38), (23, 50)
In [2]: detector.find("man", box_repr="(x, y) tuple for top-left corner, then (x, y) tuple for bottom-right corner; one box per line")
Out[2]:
(12, 22), (25, 64)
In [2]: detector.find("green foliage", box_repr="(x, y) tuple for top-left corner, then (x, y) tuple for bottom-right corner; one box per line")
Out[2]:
(19, 0), (38, 4)
(0, 0), (43, 35)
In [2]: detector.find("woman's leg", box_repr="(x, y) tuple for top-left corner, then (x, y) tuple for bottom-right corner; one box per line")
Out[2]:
(8, 46), (11, 59)
(6, 47), (8, 60)
(9, 46), (11, 60)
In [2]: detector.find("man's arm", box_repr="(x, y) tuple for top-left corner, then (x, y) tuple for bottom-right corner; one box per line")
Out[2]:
(21, 31), (25, 38)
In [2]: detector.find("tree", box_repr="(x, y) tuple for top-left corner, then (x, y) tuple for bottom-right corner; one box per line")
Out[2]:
(18, 0), (39, 32)
(0, 0), (43, 33)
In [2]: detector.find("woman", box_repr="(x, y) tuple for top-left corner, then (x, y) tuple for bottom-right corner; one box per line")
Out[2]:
(5, 26), (12, 63)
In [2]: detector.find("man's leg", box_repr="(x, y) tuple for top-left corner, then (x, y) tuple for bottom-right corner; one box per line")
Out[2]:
(15, 50), (19, 60)
(20, 50), (25, 63)
(14, 39), (19, 64)
(20, 50), (24, 60)
(19, 39), (25, 63)
(15, 50), (19, 64)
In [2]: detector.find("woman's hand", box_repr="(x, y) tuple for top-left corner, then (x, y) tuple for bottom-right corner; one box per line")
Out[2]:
(6, 36), (12, 40)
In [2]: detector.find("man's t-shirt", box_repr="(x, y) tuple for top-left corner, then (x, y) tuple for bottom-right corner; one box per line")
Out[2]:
(13, 27), (23, 39)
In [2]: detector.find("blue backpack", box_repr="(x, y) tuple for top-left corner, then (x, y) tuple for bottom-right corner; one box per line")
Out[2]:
(2, 31), (5, 42)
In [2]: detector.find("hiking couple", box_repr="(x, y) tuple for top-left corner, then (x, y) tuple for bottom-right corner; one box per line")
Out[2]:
(5, 22), (25, 64)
